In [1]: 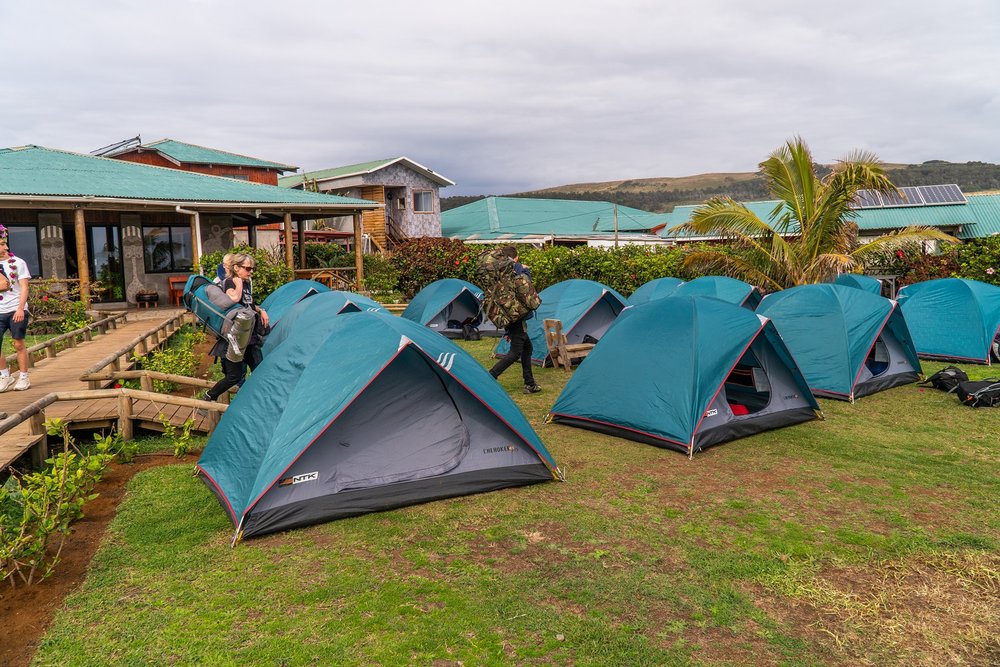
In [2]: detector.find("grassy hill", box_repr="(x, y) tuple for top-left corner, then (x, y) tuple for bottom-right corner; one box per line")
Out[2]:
(443, 161), (1000, 213)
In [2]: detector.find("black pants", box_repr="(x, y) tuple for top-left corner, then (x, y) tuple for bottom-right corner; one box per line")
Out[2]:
(206, 344), (262, 401)
(489, 318), (535, 385)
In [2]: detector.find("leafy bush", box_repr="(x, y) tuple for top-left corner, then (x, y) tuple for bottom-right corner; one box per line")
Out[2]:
(956, 237), (1000, 286)
(131, 325), (204, 393)
(391, 238), (476, 298)
(1, 419), (115, 587)
(518, 244), (689, 293)
(58, 300), (92, 333)
(26, 279), (93, 333)
(199, 245), (292, 302)
(362, 253), (402, 300)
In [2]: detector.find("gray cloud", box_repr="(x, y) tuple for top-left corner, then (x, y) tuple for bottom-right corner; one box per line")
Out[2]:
(2, 0), (998, 194)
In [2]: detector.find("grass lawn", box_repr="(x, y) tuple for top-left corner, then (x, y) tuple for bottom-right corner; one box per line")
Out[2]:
(32, 343), (1000, 666)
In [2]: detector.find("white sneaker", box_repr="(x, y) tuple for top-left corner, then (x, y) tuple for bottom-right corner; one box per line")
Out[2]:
(13, 376), (30, 391)
(0, 375), (15, 392)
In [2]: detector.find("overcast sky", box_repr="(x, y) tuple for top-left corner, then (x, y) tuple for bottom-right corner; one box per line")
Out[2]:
(2, 0), (998, 195)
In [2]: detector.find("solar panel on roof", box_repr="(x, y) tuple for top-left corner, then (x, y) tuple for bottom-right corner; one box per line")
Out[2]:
(918, 184), (966, 205)
(852, 184), (966, 210)
(854, 190), (882, 208)
(880, 187), (921, 207)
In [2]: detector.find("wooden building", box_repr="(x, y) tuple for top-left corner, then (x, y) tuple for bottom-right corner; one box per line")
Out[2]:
(108, 138), (296, 185)
(280, 157), (455, 253)
(0, 145), (379, 306)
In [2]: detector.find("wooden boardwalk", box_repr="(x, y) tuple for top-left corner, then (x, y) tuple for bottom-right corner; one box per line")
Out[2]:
(0, 308), (216, 472)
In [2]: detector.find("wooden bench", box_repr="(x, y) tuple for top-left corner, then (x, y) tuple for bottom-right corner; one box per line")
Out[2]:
(543, 319), (595, 371)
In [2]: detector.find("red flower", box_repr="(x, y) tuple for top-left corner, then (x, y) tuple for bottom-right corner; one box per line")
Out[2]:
(42, 295), (49, 301)
(896, 250), (905, 258)
(114, 383), (122, 389)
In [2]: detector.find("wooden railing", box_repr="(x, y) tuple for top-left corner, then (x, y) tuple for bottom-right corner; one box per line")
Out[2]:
(0, 389), (228, 470)
(3, 312), (129, 370)
(293, 267), (357, 291)
(79, 312), (190, 388)
(78, 369), (234, 404)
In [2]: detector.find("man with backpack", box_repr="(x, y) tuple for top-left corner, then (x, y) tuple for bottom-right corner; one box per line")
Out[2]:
(478, 246), (542, 394)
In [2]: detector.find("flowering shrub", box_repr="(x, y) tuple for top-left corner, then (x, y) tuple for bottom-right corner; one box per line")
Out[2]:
(391, 238), (476, 298)
(956, 237), (1000, 286)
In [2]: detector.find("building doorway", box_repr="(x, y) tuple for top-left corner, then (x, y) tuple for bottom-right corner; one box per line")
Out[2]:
(63, 223), (126, 302)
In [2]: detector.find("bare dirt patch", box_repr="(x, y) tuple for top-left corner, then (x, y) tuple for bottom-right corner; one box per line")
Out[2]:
(0, 454), (184, 667)
(749, 554), (1000, 666)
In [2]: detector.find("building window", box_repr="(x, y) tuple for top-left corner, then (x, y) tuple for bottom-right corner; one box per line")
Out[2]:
(224, 174), (250, 181)
(5, 225), (41, 277)
(413, 190), (433, 213)
(397, 198), (406, 210)
(142, 226), (193, 273)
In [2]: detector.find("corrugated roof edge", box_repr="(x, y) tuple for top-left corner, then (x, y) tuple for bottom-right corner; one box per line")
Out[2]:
(140, 138), (298, 171)
(280, 156), (456, 188)
(0, 145), (381, 207)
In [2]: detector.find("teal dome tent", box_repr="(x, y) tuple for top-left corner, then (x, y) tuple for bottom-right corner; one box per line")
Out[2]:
(494, 279), (629, 365)
(629, 277), (684, 305)
(673, 275), (761, 309)
(261, 290), (386, 357)
(757, 284), (921, 401)
(548, 297), (821, 456)
(897, 278), (1000, 364)
(259, 279), (331, 326)
(402, 278), (499, 337)
(833, 273), (882, 295)
(199, 312), (562, 541)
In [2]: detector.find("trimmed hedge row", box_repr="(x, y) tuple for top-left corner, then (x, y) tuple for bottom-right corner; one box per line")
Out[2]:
(212, 236), (1000, 302)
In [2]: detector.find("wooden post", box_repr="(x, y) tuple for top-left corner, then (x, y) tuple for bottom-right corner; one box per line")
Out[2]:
(284, 212), (294, 271)
(140, 374), (153, 392)
(117, 393), (133, 441)
(74, 208), (91, 307)
(297, 218), (306, 269)
(353, 212), (365, 291)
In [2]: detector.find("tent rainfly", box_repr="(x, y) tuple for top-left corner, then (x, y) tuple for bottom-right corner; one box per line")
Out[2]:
(673, 276), (762, 309)
(757, 284), (922, 401)
(261, 290), (387, 357)
(401, 278), (500, 337)
(548, 296), (821, 456)
(897, 278), (1000, 364)
(833, 273), (883, 295)
(258, 280), (331, 327)
(494, 279), (629, 365)
(628, 277), (685, 305)
(198, 312), (562, 540)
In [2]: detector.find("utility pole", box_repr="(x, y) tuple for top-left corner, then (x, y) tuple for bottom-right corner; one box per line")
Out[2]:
(614, 204), (619, 249)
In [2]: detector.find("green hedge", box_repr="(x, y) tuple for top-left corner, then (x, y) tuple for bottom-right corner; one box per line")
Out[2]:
(208, 236), (1000, 304)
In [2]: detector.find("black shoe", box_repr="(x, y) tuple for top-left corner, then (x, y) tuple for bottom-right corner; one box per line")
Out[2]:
(523, 383), (542, 394)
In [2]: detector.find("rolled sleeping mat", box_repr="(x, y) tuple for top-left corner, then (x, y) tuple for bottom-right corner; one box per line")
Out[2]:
(225, 309), (256, 362)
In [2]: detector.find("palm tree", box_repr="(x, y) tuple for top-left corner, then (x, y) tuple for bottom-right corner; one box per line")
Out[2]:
(671, 137), (957, 290)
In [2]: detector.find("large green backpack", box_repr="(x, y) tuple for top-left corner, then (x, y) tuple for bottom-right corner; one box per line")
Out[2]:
(476, 248), (540, 329)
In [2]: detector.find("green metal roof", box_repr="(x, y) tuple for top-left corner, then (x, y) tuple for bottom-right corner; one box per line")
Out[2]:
(279, 157), (455, 189)
(140, 139), (297, 171)
(962, 194), (1000, 238)
(0, 145), (378, 207)
(661, 196), (997, 240)
(441, 196), (670, 240)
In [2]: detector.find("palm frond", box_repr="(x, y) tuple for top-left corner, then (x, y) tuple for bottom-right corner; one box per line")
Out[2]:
(850, 226), (960, 265)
